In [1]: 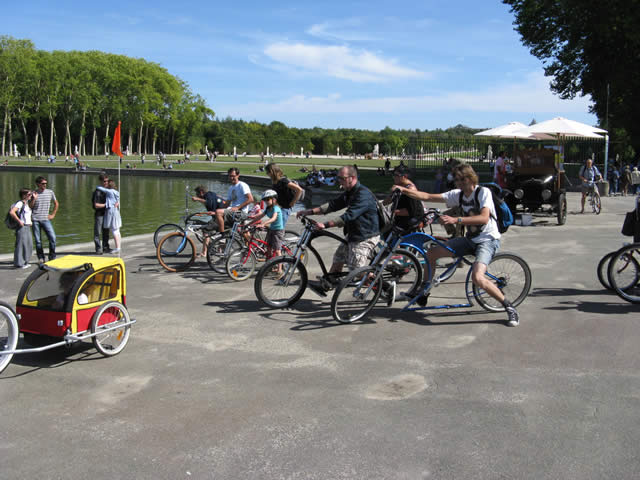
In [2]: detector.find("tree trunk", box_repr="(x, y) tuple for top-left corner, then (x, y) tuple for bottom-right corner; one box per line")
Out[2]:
(1, 109), (7, 157)
(104, 115), (110, 155)
(49, 117), (54, 156)
(91, 127), (97, 156)
(144, 123), (149, 154)
(79, 110), (86, 156)
(34, 119), (41, 157)
(152, 126), (157, 155)
(137, 118), (144, 155)
(20, 118), (28, 157)
(65, 119), (72, 156)
(8, 114), (13, 156)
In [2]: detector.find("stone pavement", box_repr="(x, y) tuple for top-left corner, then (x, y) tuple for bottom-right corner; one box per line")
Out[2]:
(1, 192), (639, 479)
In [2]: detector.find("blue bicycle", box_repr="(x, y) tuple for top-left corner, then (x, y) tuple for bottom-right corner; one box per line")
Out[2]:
(331, 209), (532, 323)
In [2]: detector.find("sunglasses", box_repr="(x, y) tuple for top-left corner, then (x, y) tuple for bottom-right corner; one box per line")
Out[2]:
(337, 175), (351, 181)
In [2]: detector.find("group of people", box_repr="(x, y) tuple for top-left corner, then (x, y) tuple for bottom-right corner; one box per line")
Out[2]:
(8, 162), (520, 326)
(297, 163), (520, 327)
(9, 173), (123, 269)
(608, 163), (640, 196)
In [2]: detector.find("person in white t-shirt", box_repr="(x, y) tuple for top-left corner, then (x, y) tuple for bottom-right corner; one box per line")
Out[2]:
(10, 188), (36, 268)
(212, 167), (255, 234)
(393, 164), (520, 327)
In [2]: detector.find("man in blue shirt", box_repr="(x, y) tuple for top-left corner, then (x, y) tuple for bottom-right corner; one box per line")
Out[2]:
(579, 159), (602, 213)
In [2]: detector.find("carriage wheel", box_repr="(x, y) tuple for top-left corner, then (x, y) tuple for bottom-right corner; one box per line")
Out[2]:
(91, 301), (132, 357)
(0, 302), (19, 374)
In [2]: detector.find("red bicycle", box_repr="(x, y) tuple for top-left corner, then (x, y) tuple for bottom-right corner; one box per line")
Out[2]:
(225, 225), (301, 281)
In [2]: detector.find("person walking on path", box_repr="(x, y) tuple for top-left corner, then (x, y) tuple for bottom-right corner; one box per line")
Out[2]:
(9, 188), (35, 268)
(92, 174), (111, 254)
(631, 166), (640, 195)
(31, 175), (59, 263)
(621, 165), (632, 196)
(96, 180), (122, 253)
(392, 164), (520, 327)
(265, 163), (303, 227)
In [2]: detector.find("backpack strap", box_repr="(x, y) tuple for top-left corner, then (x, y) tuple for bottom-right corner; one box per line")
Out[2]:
(474, 186), (497, 221)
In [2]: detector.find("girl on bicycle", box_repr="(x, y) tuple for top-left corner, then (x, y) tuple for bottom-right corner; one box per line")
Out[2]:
(253, 190), (284, 271)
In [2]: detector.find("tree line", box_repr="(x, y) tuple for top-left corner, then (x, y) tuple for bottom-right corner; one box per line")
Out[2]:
(1, 35), (484, 160)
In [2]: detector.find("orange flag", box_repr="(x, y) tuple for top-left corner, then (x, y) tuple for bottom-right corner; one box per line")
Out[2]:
(111, 121), (123, 158)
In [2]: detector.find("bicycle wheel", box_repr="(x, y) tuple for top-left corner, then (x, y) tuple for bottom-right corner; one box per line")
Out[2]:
(157, 232), (196, 272)
(154, 223), (184, 248)
(207, 234), (243, 274)
(0, 301), (19, 374)
(608, 244), (640, 303)
(383, 248), (423, 299)
(592, 192), (601, 214)
(226, 247), (257, 281)
(471, 252), (532, 312)
(331, 266), (383, 323)
(254, 256), (308, 308)
(597, 251), (615, 291)
(91, 301), (132, 357)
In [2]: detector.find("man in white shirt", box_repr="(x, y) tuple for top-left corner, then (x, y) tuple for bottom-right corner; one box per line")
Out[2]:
(393, 164), (519, 326)
(212, 167), (254, 234)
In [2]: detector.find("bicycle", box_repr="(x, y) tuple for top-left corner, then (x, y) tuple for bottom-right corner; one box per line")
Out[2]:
(225, 224), (300, 281)
(153, 184), (205, 247)
(586, 183), (602, 214)
(596, 243), (638, 291)
(331, 209), (532, 323)
(254, 215), (422, 309)
(607, 242), (640, 303)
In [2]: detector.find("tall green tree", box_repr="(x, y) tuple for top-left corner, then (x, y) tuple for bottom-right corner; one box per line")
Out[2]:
(503, 0), (640, 155)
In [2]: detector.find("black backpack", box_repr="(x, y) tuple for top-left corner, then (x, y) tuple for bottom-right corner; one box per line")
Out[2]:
(459, 185), (513, 234)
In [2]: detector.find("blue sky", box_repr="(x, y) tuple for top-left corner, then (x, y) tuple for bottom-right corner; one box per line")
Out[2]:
(3, 0), (597, 131)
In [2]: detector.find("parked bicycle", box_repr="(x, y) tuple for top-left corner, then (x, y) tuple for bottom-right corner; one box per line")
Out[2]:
(607, 242), (640, 303)
(331, 209), (532, 323)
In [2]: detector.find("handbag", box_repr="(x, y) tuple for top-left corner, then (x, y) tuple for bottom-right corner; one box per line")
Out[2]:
(4, 204), (24, 230)
(621, 210), (639, 237)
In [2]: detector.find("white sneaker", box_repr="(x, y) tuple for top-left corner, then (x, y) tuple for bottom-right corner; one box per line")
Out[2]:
(505, 304), (520, 327)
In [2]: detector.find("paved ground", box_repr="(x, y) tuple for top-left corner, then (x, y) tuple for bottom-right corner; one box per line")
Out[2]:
(1, 192), (639, 480)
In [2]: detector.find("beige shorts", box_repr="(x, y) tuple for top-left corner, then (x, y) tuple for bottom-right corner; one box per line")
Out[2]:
(332, 236), (380, 270)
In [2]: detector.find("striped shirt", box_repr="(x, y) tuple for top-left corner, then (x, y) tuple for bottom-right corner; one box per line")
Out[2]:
(32, 188), (57, 221)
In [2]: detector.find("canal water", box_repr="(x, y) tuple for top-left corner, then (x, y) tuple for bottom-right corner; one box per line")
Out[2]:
(0, 171), (272, 254)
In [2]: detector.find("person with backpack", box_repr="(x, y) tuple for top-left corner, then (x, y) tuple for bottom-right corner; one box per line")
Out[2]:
(393, 164), (520, 327)
(9, 188), (35, 269)
(265, 163), (304, 227)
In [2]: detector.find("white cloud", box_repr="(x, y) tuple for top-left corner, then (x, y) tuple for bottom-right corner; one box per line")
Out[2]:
(306, 20), (375, 42)
(261, 42), (425, 83)
(219, 71), (593, 117)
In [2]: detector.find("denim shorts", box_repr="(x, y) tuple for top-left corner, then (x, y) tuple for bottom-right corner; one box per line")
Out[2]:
(446, 236), (500, 266)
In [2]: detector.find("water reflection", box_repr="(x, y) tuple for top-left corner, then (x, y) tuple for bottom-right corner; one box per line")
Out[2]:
(0, 171), (269, 254)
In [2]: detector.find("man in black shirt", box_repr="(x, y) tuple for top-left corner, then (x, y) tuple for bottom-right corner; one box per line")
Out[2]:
(92, 174), (111, 254)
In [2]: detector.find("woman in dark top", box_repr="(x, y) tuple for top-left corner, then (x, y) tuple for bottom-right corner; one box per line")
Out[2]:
(265, 163), (303, 226)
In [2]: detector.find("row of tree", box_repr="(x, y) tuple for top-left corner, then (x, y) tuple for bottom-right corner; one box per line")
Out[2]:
(0, 35), (486, 159)
(0, 36), (213, 158)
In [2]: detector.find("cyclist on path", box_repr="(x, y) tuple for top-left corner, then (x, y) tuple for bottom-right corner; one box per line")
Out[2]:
(579, 159), (602, 213)
(393, 164), (520, 327)
(296, 165), (384, 297)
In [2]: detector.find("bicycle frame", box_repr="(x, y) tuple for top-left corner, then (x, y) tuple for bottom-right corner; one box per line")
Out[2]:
(277, 217), (347, 288)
